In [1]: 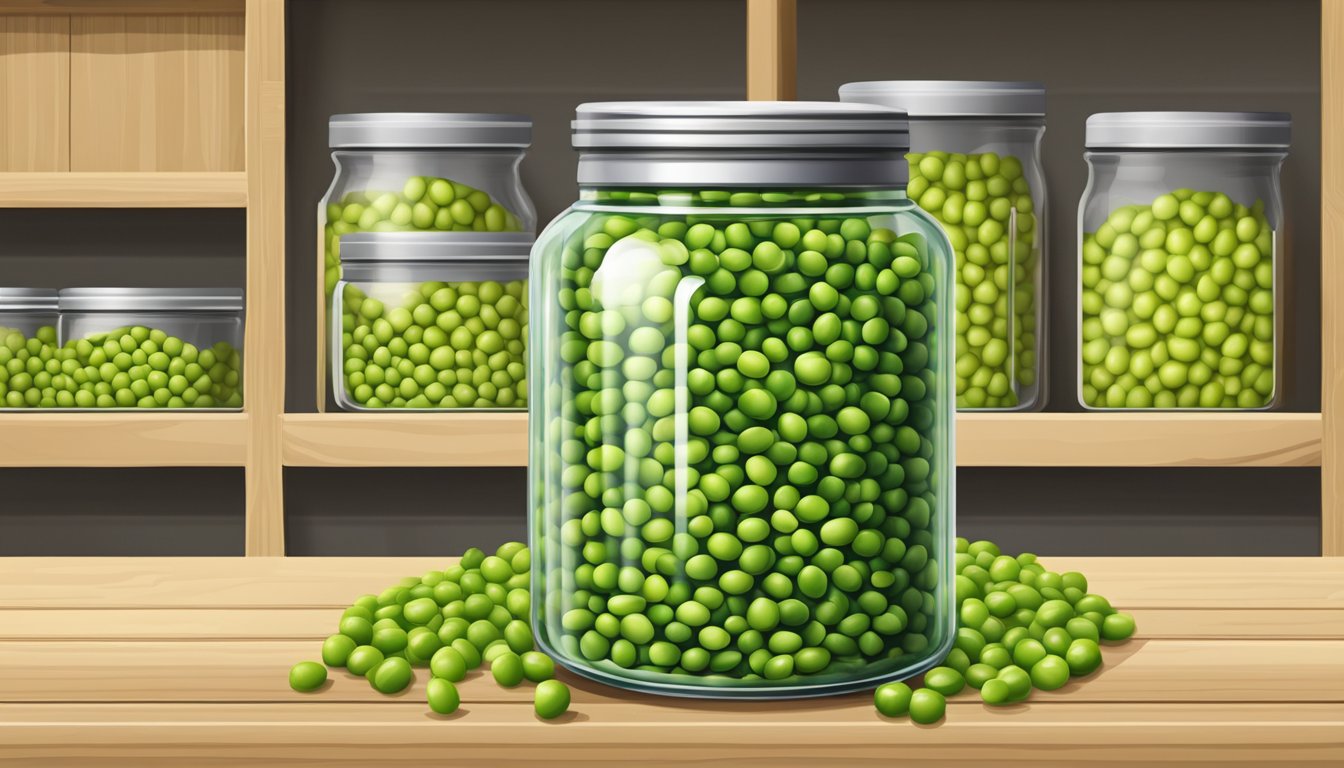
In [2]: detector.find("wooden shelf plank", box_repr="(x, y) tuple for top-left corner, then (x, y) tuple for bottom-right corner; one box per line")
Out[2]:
(3, 702), (1341, 767)
(277, 412), (1322, 468)
(957, 412), (1323, 467)
(0, 171), (246, 207)
(0, 0), (243, 14)
(0, 413), (248, 467)
(281, 412), (528, 467)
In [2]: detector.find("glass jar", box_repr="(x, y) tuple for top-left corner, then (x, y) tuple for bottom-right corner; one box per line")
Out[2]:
(58, 288), (244, 409)
(332, 233), (531, 410)
(841, 82), (1047, 411)
(530, 102), (955, 698)
(0, 289), (59, 409)
(1078, 112), (1289, 410)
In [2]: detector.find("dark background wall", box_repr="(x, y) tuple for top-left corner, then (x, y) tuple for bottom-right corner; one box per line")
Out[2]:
(0, 0), (1323, 556)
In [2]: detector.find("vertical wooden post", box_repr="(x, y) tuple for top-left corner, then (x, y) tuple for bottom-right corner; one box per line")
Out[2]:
(1324, 0), (1344, 556)
(244, 0), (286, 556)
(746, 0), (796, 100)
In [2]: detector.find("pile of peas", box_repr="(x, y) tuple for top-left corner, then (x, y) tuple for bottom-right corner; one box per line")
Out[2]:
(875, 537), (1136, 723)
(288, 543), (573, 720)
(537, 189), (948, 689)
(323, 176), (524, 293)
(907, 151), (1038, 408)
(340, 278), (528, 409)
(0, 325), (242, 408)
(1082, 189), (1275, 408)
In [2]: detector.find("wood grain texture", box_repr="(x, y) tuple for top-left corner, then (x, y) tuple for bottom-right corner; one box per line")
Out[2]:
(2, 556), (1340, 609)
(0, 15), (68, 171)
(958, 412), (1323, 467)
(0, 1), (243, 14)
(0, 413), (247, 466)
(746, 0), (795, 100)
(1323, 0), (1344, 555)
(315, 219), (328, 412)
(70, 14), (243, 171)
(242, 0), (286, 556)
(0, 171), (246, 206)
(281, 412), (529, 467)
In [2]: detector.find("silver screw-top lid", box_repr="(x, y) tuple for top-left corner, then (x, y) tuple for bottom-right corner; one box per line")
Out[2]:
(1085, 112), (1291, 150)
(0, 287), (58, 312)
(329, 113), (533, 149)
(839, 81), (1046, 118)
(340, 233), (534, 263)
(571, 101), (910, 187)
(59, 288), (244, 312)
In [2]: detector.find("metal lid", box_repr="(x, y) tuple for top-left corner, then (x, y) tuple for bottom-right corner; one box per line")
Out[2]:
(0, 287), (58, 312)
(59, 288), (244, 312)
(329, 113), (532, 149)
(572, 101), (909, 187)
(340, 233), (534, 263)
(839, 81), (1046, 118)
(1085, 112), (1291, 150)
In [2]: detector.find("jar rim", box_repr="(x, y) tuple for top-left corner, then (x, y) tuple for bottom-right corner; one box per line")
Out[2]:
(329, 113), (532, 149)
(1085, 111), (1291, 150)
(0, 287), (58, 312)
(839, 80), (1046, 118)
(58, 288), (244, 312)
(340, 232), (534, 263)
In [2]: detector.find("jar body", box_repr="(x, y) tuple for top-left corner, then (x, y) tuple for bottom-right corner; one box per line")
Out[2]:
(333, 260), (529, 411)
(0, 309), (58, 339)
(0, 306), (59, 409)
(58, 308), (244, 409)
(1078, 151), (1284, 409)
(907, 118), (1046, 411)
(530, 189), (955, 698)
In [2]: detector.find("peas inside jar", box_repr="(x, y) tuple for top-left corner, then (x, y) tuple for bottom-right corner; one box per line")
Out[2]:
(531, 102), (955, 698)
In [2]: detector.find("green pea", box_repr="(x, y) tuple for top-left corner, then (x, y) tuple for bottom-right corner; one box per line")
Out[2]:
(534, 679), (571, 719)
(874, 681), (913, 717)
(922, 666), (965, 697)
(321, 634), (357, 667)
(345, 645), (384, 676)
(521, 651), (556, 682)
(288, 661), (327, 692)
(370, 657), (413, 694)
(426, 677), (461, 715)
(430, 645), (468, 682)
(1101, 612), (1137, 641)
(908, 688), (946, 724)
(491, 651), (525, 687)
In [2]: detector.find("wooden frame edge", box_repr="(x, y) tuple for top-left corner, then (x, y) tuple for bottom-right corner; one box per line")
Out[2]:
(746, 0), (796, 100)
(1323, 0), (1343, 555)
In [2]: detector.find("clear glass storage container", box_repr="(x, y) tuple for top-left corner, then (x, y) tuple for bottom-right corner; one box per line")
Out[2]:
(333, 232), (530, 410)
(530, 102), (955, 698)
(0, 289), (59, 409)
(840, 81), (1047, 411)
(58, 288), (244, 409)
(1077, 112), (1289, 410)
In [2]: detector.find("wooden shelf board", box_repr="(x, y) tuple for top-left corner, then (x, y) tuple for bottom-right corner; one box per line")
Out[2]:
(0, 0), (243, 14)
(0, 412), (249, 467)
(281, 412), (528, 467)
(0, 556), (1339, 765)
(0, 172), (246, 208)
(277, 412), (1322, 469)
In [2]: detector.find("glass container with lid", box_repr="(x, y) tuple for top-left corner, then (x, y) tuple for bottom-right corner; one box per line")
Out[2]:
(1078, 111), (1289, 410)
(840, 81), (1047, 410)
(333, 233), (530, 411)
(530, 101), (955, 698)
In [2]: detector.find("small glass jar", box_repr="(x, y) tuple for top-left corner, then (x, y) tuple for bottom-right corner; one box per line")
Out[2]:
(332, 233), (530, 411)
(840, 81), (1047, 411)
(58, 288), (245, 409)
(531, 102), (955, 698)
(1078, 112), (1289, 410)
(0, 289), (59, 409)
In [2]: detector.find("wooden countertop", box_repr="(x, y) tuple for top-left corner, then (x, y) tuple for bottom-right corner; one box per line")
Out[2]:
(2, 556), (1342, 766)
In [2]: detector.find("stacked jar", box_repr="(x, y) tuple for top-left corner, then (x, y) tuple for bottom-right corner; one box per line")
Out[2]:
(1078, 112), (1289, 410)
(840, 82), (1047, 410)
(0, 287), (244, 409)
(530, 102), (955, 697)
(320, 113), (536, 410)
(333, 234), (531, 410)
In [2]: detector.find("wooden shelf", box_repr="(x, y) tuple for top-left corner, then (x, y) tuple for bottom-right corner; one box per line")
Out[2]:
(0, 412), (249, 467)
(0, 1), (244, 15)
(0, 172), (247, 208)
(278, 411), (1323, 469)
(957, 412), (1324, 468)
(1, 556), (1339, 765)
(281, 413), (529, 467)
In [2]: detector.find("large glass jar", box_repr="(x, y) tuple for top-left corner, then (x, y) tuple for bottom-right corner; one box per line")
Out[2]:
(530, 102), (955, 698)
(58, 288), (244, 409)
(1078, 112), (1289, 410)
(319, 113), (536, 404)
(840, 82), (1047, 411)
(0, 289), (59, 409)
(333, 233), (530, 410)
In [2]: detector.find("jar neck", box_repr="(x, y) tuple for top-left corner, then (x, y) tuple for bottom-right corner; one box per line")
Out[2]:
(577, 185), (908, 208)
(575, 149), (908, 190)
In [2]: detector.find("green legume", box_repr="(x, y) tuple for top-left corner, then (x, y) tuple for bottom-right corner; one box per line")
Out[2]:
(491, 651), (526, 687)
(288, 661), (327, 692)
(369, 656), (413, 694)
(874, 681), (913, 717)
(534, 679), (572, 720)
(426, 677), (461, 715)
(344, 645), (384, 676)
(908, 687), (946, 724)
